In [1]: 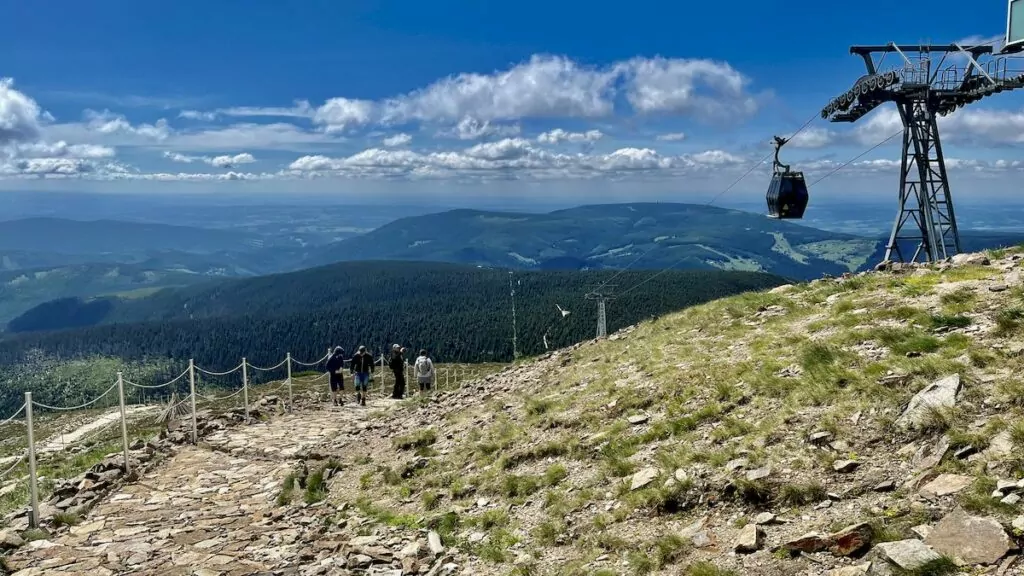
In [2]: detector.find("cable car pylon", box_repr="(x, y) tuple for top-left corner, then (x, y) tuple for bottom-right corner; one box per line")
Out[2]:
(821, 41), (1024, 264)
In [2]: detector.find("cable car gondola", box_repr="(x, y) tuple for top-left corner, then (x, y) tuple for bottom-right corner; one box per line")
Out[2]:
(765, 135), (809, 219)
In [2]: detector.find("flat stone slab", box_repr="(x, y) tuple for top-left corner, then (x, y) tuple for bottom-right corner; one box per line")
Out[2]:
(925, 507), (1013, 566)
(919, 473), (975, 498)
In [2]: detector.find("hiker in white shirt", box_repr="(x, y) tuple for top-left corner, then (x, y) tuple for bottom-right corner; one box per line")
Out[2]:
(414, 349), (435, 394)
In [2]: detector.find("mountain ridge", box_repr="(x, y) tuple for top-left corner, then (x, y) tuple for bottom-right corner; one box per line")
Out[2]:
(310, 202), (882, 280)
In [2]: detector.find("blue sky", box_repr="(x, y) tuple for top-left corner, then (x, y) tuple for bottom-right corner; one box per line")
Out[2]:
(0, 0), (1021, 206)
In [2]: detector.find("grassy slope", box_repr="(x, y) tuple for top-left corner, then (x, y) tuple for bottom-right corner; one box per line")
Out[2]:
(318, 247), (1024, 575)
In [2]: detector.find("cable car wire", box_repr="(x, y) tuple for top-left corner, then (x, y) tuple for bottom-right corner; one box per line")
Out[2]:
(586, 109), (822, 297)
(611, 127), (908, 298)
(587, 34), (1012, 299)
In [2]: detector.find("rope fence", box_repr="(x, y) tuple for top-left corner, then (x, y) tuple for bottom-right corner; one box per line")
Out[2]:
(0, 348), (473, 529)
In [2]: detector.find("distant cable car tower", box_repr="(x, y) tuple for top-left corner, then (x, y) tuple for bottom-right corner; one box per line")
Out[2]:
(821, 37), (1024, 263)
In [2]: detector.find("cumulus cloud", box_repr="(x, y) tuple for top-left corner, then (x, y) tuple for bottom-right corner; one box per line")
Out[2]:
(7, 141), (115, 159)
(286, 137), (750, 181)
(382, 133), (412, 147)
(0, 78), (46, 145)
(436, 117), (521, 140)
(163, 151), (256, 168)
(615, 56), (759, 120)
(656, 132), (686, 141)
(312, 98), (375, 133)
(536, 129), (604, 144)
(83, 109), (171, 140)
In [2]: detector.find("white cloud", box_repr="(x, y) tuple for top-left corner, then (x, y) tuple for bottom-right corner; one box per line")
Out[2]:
(437, 117), (521, 140)
(178, 110), (218, 121)
(382, 133), (412, 147)
(616, 57), (759, 120)
(0, 78), (46, 145)
(656, 132), (686, 141)
(163, 151), (256, 168)
(312, 98), (375, 133)
(537, 129), (604, 144)
(83, 109), (171, 140)
(179, 101), (314, 122)
(286, 138), (750, 181)
(7, 141), (115, 159)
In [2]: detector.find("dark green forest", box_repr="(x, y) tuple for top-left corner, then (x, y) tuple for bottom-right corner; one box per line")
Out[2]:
(0, 261), (786, 410)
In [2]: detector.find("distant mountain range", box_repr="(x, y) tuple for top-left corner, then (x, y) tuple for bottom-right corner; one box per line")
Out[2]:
(2, 203), (1023, 329)
(312, 203), (882, 280)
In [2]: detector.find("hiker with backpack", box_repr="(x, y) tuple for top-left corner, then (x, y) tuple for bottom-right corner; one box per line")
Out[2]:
(389, 344), (407, 400)
(350, 345), (375, 406)
(325, 346), (347, 406)
(414, 349), (435, 394)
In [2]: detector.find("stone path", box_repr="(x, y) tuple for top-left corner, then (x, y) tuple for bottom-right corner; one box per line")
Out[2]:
(5, 404), (389, 576)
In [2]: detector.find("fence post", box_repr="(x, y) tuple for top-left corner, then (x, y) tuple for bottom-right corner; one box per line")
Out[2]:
(189, 359), (198, 445)
(116, 372), (130, 474)
(446, 368), (450, 389)
(286, 352), (293, 412)
(242, 358), (250, 423)
(24, 392), (38, 529)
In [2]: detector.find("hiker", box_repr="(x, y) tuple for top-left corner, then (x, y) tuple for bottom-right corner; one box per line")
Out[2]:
(325, 346), (346, 406)
(350, 345), (375, 406)
(414, 349), (435, 394)
(389, 344), (407, 400)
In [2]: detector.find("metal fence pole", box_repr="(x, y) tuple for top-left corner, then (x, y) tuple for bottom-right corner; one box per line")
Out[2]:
(116, 372), (131, 474)
(241, 358), (250, 423)
(286, 353), (293, 412)
(189, 359), (198, 444)
(24, 392), (38, 529)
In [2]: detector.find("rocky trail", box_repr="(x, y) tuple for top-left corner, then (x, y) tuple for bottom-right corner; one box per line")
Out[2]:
(2, 401), (460, 576)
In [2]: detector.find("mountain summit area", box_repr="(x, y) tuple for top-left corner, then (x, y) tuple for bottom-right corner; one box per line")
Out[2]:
(3, 247), (1024, 575)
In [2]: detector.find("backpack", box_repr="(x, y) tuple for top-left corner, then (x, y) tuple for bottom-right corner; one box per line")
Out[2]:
(416, 356), (432, 377)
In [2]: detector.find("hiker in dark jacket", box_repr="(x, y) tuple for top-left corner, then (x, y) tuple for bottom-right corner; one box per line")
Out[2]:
(349, 345), (375, 406)
(325, 346), (346, 406)
(388, 344), (407, 400)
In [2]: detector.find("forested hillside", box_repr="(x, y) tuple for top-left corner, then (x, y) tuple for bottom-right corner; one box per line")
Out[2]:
(0, 261), (787, 410)
(311, 203), (882, 279)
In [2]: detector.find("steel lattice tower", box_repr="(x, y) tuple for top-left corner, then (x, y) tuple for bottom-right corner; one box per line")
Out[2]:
(585, 288), (615, 339)
(821, 43), (1024, 264)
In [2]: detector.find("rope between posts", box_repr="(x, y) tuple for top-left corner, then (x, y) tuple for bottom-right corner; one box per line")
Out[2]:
(195, 387), (247, 402)
(246, 358), (289, 371)
(31, 381), (118, 412)
(0, 402), (27, 427)
(0, 453), (27, 481)
(194, 362), (244, 377)
(123, 366), (191, 389)
(291, 352), (330, 367)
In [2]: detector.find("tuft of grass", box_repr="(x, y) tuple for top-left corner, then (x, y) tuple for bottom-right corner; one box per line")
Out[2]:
(277, 472), (296, 506)
(928, 314), (971, 329)
(52, 511), (82, 527)
(778, 481), (827, 506)
(994, 308), (1024, 337)
(393, 428), (437, 451)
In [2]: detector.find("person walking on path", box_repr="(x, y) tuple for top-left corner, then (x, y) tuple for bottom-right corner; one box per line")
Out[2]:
(414, 349), (435, 395)
(325, 346), (346, 406)
(350, 345), (375, 406)
(388, 344), (407, 400)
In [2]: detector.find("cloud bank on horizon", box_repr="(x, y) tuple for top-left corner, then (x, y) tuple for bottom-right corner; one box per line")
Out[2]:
(2, 47), (1023, 196)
